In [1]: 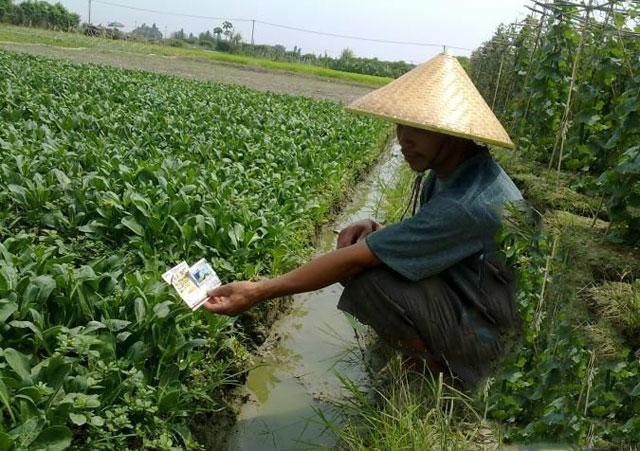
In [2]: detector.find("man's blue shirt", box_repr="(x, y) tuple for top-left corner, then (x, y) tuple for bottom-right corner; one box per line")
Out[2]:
(366, 151), (523, 283)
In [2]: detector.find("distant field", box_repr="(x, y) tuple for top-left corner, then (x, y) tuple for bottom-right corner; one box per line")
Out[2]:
(0, 24), (392, 86)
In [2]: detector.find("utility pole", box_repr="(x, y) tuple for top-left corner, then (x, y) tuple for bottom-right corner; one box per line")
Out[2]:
(88, 0), (92, 24)
(251, 19), (255, 45)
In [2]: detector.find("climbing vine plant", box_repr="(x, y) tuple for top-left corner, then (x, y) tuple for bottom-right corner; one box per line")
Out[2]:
(470, 0), (640, 243)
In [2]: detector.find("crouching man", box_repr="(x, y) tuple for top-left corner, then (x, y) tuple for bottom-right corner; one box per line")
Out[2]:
(204, 53), (522, 388)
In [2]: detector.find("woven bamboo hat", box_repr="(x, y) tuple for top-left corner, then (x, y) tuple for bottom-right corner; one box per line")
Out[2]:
(346, 53), (514, 149)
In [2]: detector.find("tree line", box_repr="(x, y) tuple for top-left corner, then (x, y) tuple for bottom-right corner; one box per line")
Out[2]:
(165, 21), (417, 79)
(0, 0), (79, 30)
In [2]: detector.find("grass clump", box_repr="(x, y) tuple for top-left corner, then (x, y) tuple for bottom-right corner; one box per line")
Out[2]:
(332, 356), (499, 451)
(582, 319), (630, 361)
(587, 281), (640, 350)
(545, 211), (640, 283)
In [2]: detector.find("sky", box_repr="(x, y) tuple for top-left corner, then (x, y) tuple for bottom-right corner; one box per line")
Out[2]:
(52, 0), (530, 63)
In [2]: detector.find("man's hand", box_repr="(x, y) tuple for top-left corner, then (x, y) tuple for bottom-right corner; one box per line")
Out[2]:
(337, 219), (382, 249)
(203, 281), (262, 316)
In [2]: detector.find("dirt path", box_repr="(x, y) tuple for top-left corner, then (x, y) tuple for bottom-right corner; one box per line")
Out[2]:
(0, 42), (374, 104)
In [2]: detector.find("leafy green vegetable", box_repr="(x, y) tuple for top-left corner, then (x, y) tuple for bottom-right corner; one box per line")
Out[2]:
(0, 50), (388, 448)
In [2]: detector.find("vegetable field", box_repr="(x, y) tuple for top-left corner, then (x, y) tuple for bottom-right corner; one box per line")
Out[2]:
(0, 50), (387, 448)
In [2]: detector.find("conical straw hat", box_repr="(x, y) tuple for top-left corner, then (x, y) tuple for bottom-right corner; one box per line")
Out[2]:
(346, 53), (514, 149)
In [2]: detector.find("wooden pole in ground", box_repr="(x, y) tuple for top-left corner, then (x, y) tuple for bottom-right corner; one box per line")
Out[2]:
(549, 0), (592, 174)
(512, 1), (548, 136)
(491, 53), (505, 111)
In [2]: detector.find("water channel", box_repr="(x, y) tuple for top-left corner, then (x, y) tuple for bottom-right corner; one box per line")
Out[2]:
(227, 141), (403, 450)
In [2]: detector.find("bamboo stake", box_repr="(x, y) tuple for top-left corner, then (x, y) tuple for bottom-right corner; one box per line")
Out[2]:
(514, 1), (548, 136)
(548, 0), (593, 173)
(491, 53), (505, 111)
(535, 232), (559, 339)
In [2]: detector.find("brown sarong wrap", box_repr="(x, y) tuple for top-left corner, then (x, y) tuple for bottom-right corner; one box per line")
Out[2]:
(337, 259), (519, 388)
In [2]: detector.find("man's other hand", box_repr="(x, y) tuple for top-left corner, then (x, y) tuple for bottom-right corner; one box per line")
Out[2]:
(337, 219), (382, 249)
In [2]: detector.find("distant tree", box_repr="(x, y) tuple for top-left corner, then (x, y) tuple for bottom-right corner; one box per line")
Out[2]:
(198, 30), (212, 42)
(131, 22), (162, 40)
(0, 0), (79, 30)
(222, 20), (233, 40)
(340, 48), (354, 60)
(0, 0), (12, 22)
(173, 28), (185, 40)
(229, 31), (242, 49)
(213, 26), (223, 40)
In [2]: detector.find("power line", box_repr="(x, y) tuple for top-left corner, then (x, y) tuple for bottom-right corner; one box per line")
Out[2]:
(256, 20), (471, 50)
(92, 0), (473, 51)
(93, 0), (252, 23)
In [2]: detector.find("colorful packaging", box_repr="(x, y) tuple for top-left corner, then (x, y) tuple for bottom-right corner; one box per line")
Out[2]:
(162, 259), (221, 310)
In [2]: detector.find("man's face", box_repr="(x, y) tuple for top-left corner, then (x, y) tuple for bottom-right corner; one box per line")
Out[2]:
(396, 124), (446, 172)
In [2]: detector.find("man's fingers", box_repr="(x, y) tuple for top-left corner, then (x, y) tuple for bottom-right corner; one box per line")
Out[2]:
(203, 296), (231, 314)
(207, 285), (226, 298)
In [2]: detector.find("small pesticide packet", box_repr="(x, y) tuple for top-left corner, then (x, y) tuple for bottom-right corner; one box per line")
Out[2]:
(162, 259), (221, 311)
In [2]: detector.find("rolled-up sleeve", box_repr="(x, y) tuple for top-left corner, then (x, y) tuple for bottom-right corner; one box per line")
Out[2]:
(365, 197), (492, 281)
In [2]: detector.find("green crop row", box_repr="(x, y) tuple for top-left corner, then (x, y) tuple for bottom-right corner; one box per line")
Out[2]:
(0, 50), (388, 448)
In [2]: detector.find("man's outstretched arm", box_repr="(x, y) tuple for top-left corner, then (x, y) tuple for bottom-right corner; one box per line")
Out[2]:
(204, 241), (381, 316)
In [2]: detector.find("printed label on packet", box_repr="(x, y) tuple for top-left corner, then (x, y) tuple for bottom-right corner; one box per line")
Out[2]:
(162, 259), (221, 311)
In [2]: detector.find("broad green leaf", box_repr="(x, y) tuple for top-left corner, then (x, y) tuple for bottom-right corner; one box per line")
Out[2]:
(30, 426), (72, 451)
(7, 184), (27, 202)
(83, 321), (106, 334)
(4, 348), (32, 383)
(69, 412), (87, 426)
(134, 297), (146, 323)
(8, 416), (43, 447)
(38, 355), (70, 391)
(52, 169), (71, 188)
(0, 264), (17, 292)
(89, 415), (105, 427)
(104, 319), (131, 332)
(78, 221), (103, 234)
(0, 379), (15, 423)
(24, 276), (56, 304)
(153, 301), (173, 319)
(121, 216), (144, 236)
(158, 389), (180, 413)
(0, 300), (18, 322)
(116, 331), (132, 342)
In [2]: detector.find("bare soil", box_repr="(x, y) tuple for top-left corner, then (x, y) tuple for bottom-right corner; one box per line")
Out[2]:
(0, 42), (374, 103)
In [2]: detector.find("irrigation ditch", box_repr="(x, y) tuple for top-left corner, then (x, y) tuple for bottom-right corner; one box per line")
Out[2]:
(210, 140), (404, 450)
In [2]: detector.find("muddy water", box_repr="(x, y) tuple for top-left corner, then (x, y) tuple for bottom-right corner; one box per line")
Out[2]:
(227, 141), (403, 450)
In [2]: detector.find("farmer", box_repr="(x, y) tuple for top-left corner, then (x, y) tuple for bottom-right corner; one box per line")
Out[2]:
(204, 53), (523, 387)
